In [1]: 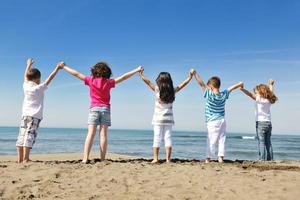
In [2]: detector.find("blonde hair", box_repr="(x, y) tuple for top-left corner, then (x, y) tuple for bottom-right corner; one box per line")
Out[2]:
(254, 84), (278, 104)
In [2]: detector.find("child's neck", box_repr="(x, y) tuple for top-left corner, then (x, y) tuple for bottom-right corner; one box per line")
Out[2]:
(211, 88), (221, 95)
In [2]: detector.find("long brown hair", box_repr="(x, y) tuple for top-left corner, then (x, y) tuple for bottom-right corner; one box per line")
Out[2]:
(156, 72), (175, 103)
(254, 84), (278, 104)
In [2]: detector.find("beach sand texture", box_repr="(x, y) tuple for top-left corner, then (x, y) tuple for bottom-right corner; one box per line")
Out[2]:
(0, 153), (299, 200)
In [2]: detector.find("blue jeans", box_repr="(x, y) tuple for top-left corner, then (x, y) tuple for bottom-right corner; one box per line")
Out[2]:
(256, 121), (273, 161)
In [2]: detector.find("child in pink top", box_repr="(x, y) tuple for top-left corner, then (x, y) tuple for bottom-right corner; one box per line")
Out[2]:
(62, 62), (143, 163)
(84, 76), (115, 108)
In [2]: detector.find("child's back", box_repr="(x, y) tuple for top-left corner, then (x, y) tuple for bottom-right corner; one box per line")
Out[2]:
(84, 76), (115, 108)
(204, 89), (229, 123)
(152, 86), (175, 125)
(22, 81), (47, 120)
(255, 96), (271, 122)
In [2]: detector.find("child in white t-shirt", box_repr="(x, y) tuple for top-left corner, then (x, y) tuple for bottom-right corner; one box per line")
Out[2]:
(16, 58), (64, 163)
(240, 80), (278, 160)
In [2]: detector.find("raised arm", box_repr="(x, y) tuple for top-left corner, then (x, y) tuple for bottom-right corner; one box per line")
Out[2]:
(24, 58), (34, 81)
(269, 79), (275, 92)
(194, 70), (207, 92)
(62, 66), (86, 81)
(240, 87), (256, 100)
(44, 62), (64, 86)
(228, 82), (243, 93)
(114, 66), (143, 84)
(175, 69), (194, 93)
(139, 68), (156, 91)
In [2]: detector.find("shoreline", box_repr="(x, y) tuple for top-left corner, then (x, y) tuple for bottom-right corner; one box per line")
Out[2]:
(0, 152), (138, 162)
(1, 152), (300, 170)
(2, 126), (299, 136)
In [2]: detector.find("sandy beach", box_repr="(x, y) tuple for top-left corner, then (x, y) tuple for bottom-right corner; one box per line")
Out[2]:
(0, 153), (299, 200)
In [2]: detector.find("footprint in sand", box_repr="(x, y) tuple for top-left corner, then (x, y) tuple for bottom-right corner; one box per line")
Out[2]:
(55, 173), (61, 178)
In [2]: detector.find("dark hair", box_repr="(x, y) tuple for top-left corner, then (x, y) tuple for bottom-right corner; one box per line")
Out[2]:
(91, 62), (112, 79)
(156, 72), (175, 103)
(207, 76), (221, 89)
(27, 68), (41, 81)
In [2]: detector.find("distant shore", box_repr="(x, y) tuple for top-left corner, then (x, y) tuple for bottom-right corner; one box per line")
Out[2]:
(0, 152), (300, 200)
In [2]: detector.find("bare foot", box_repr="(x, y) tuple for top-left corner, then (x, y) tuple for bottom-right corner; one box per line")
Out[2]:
(22, 159), (31, 163)
(166, 159), (171, 163)
(151, 159), (158, 164)
(218, 157), (224, 163)
(205, 158), (210, 164)
(82, 159), (89, 164)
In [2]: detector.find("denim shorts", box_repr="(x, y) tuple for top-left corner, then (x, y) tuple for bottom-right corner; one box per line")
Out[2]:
(88, 107), (111, 126)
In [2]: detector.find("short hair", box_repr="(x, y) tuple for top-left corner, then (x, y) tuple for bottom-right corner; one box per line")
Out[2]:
(91, 62), (112, 79)
(207, 76), (221, 89)
(27, 68), (41, 81)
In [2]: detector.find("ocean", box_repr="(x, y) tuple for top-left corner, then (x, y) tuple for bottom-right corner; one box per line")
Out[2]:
(0, 126), (299, 160)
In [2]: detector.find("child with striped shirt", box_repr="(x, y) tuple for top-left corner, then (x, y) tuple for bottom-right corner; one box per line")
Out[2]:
(193, 70), (243, 163)
(139, 68), (195, 163)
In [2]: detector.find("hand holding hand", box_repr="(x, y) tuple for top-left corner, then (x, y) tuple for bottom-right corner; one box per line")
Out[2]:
(239, 82), (244, 88)
(57, 61), (65, 69)
(269, 79), (275, 86)
(240, 82), (244, 89)
(138, 66), (144, 74)
(189, 68), (195, 77)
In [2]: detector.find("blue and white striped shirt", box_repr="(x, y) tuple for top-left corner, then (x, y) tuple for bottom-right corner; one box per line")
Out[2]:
(204, 89), (229, 123)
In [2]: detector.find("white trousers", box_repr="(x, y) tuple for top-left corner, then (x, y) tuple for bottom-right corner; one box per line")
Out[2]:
(153, 125), (172, 148)
(206, 118), (226, 158)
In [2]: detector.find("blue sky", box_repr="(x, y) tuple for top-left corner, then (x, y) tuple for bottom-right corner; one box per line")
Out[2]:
(0, 0), (299, 134)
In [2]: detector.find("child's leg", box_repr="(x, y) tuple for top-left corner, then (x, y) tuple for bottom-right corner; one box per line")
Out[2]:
(99, 125), (108, 160)
(23, 147), (31, 162)
(83, 124), (97, 162)
(17, 146), (23, 163)
(164, 125), (172, 162)
(16, 117), (26, 164)
(165, 147), (172, 162)
(217, 119), (226, 162)
(152, 148), (159, 163)
(153, 125), (163, 163)
(256, 122), (267, 160)
(16, 117), (40, 163)
(265, 123), (273, 161)
(206, 121), (219, 162)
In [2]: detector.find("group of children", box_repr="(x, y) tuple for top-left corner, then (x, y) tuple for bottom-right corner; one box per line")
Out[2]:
(16, 58), (278, 164)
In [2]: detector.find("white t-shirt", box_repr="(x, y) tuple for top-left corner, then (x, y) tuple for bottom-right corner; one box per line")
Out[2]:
(22, 81), (48, 120)
(255, 96), (271, 122)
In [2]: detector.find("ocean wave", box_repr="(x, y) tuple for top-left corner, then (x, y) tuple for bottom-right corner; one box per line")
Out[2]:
(173, 135), (256, 140)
